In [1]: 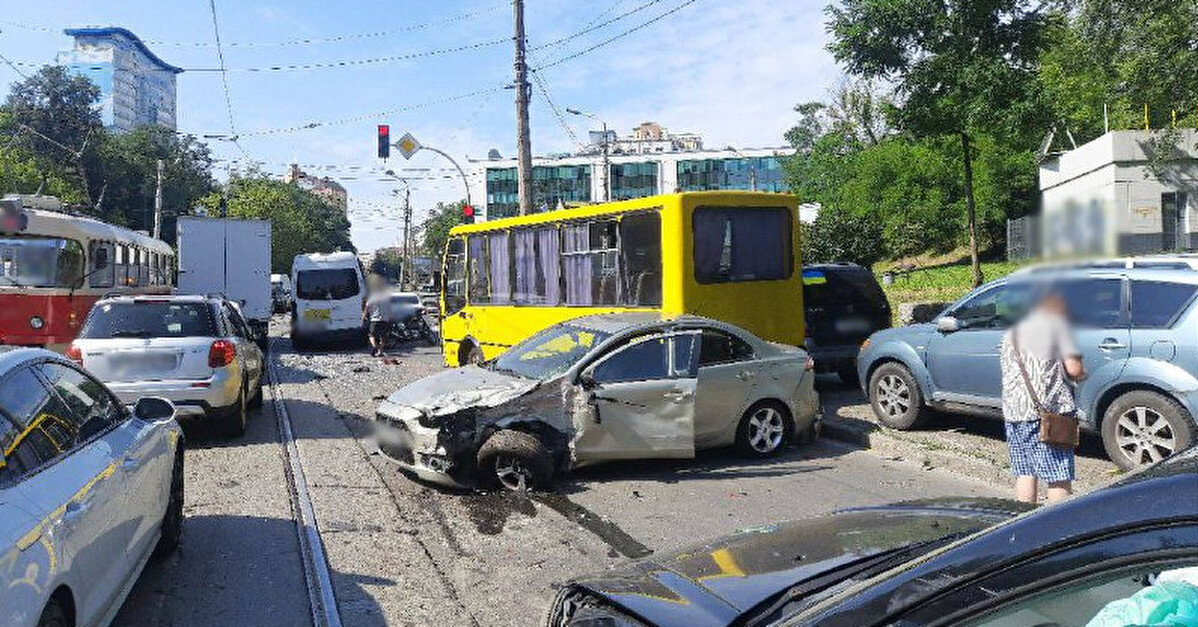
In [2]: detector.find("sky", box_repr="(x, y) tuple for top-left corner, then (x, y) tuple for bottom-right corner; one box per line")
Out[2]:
(0, 0), (840, 252)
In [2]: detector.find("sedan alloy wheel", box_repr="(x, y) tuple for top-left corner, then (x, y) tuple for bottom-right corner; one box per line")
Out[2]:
(876, 374), (911, 419)
(747, 406), (786, 454)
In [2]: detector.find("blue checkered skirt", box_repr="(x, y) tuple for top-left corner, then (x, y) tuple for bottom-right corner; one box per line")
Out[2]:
(1005, 420), (1075, 482)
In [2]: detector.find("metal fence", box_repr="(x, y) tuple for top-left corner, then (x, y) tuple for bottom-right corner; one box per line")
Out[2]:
(1007, 215), (1041, 261)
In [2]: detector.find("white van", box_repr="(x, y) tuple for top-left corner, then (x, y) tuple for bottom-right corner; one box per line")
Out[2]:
(290, 252), (366, 349)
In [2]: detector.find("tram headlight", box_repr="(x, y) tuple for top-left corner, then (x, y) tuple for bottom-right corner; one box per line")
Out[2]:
(29, 316), (44, 330)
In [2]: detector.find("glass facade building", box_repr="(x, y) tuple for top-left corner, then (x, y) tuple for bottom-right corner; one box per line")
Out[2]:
(486, 165), (592, 219)
(609, 162), (659, 201)
(676, 157), (785, 192)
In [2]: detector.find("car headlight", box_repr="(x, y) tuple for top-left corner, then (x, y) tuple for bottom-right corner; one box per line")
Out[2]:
(29, 316), (44, 330)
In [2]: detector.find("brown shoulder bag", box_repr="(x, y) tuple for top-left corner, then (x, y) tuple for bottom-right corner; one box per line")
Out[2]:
(1012, 331), (1080, 449)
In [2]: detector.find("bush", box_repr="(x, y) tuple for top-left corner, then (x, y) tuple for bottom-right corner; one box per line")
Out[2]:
(803, 208), (884, 267)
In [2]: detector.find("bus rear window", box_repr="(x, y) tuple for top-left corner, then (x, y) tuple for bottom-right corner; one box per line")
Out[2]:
(296, 269), (360, 301)
(692, 207), (792, 284)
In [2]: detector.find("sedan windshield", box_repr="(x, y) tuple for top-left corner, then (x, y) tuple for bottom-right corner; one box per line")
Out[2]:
(80, 301), (218, 339)
(491, 324), (610, 380)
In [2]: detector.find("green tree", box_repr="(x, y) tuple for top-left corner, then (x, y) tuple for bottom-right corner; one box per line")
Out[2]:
(828, 0), (1054, 285)
(802, 208), (885, 267)
(370, 247), (403, 280)
(420, 200), (466, 259)
(90, 126), (215, 242)
(201, 176), (353, 273)
(1, 65), (102, 203)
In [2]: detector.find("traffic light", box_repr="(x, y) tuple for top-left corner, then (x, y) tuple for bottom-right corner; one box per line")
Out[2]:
(462, 204), (475, 224)
(377, 125), (390, 159)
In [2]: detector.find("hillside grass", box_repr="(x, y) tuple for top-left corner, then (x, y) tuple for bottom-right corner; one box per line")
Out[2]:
(875, 259), (1028, 308)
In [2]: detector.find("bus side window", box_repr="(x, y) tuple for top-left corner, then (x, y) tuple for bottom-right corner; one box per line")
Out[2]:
(620, 212), (662, 307)
(512, 227), (563, 305)
(467, 235), (490, 305)
(444, 238), (467, 315)
(563, 220), (620, 306)
(89, 242), (114, 288)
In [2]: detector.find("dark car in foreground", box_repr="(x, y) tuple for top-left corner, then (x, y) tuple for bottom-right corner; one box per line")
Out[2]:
(547, 446), (1198, 626)
(801, 264), (890, 384)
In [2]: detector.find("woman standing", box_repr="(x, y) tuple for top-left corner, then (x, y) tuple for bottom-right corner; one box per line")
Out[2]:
(999, 291), (1086, 505)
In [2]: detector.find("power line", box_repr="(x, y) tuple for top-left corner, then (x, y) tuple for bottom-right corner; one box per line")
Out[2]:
(1, 3), (508, 48)
(0, 50), (29, 79)
(529, 0), (668, 52)
(581, 0), (628, 29)
(2, 37), (510, 74)
(194, 85), (508, 137)
(526, 48), (583, 149)
(535, 0), (701, 71)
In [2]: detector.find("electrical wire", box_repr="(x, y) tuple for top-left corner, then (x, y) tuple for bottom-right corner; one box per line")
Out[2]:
(1, 3), (508, 48)
(529, 0), (668, 52)
(526, 48), (583, 149)
(0, 49), (29, 79)
(194, 85), (507, 137)
(535, 0), (701, 71)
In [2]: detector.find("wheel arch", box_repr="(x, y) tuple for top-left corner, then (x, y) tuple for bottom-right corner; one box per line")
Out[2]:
(48, 585), (76, 627)
(864, 354), (933, 400)
(1093, 381), (1194, 430)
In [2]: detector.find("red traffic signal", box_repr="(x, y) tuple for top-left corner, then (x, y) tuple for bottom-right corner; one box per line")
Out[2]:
(462, 204), (475, 223)
(377, 125), (390, 159)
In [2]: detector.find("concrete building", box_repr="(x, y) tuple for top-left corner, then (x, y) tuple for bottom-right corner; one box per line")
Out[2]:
(579, 121), (704, 156)
(474, 145), (790, 220)
(58, 27), (182, 132)
(1039, 129), (1198, 257)
(285, 164), (349, 213)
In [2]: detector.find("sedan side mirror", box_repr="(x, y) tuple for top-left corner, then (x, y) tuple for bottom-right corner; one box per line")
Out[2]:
(134, 397), (176, 422)
(936, 316), (962, 333)
(579, 371), (598, 390)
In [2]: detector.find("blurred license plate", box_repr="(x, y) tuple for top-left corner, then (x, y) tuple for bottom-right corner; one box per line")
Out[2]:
(835, 317), (872, 334)
(113, 352), (176, 374)
(304, 308), (331, 321)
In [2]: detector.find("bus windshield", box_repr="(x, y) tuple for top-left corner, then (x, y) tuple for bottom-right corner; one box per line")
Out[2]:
(0, 237), (84, 288)
(491, 324), (611, 380)
(296, 268), (360, 301)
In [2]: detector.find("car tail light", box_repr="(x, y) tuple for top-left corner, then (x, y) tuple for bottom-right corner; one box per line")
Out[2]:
(208, 339), (236, 368)
(66, 343), (83, 365)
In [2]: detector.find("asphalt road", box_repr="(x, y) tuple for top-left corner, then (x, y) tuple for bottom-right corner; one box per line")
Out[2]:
(114, 317), (1004, 626)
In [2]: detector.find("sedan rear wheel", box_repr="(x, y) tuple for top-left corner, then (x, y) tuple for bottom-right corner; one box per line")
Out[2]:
(868, 362), (928, 430)
(36, 598), (68, 627)
(154, 451), (184, 558)
(1102, 390), (1194, 470)
(736, 402), (793, 458)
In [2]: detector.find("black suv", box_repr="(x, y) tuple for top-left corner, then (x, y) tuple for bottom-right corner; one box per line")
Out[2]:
(802, 263), (891, 383)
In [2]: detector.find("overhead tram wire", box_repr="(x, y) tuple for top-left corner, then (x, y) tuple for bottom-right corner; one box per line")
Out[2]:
(0, 49), (29, 79)
(535, 0), (702, 71)
(580, 0), (629, 30)
(206, 0), (247, 161)
(526, 47), (583, 150)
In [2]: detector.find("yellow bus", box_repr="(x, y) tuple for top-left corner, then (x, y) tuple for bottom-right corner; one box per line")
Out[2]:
(439, 191), (803, 366)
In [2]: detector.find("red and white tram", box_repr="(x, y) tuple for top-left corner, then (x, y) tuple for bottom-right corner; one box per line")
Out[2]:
(0, 195), (174, 349)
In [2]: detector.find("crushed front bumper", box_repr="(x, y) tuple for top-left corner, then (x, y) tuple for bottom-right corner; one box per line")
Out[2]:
(375, 410), (471, 489)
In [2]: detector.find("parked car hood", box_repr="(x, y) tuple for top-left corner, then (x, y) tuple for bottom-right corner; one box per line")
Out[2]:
(381, 365), (540, 418)
(562, 498), (1028, 626)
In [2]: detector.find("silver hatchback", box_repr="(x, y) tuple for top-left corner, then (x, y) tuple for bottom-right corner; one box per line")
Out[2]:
(69, 295), (264, 436)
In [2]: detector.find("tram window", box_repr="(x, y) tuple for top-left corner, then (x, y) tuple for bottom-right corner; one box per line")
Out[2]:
(89, 242), (114, 288)
(115, 245), (129, 286)
(54, 240), (84, 289)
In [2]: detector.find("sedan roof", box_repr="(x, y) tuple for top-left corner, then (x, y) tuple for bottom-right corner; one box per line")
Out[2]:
(566, 312), (717, 335)
(0, 347), (67, 374)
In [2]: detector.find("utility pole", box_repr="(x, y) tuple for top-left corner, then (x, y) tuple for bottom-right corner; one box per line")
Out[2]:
(400, 188), (412, 287)
(513, 0), (533, 215)
(600, 121), (610, 202)
(153, 159), (165, 239)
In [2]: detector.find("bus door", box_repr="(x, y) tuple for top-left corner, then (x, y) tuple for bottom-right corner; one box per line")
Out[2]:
(440, 237), (468, 363)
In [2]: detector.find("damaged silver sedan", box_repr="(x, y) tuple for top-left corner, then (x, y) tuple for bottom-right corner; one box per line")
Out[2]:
(374, 313), (821, 490)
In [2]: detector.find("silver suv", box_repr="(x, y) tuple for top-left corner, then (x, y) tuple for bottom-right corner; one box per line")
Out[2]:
(69, 295), (265, 436)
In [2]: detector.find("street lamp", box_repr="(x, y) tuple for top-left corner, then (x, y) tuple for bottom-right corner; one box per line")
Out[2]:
(566, 108), (610, 202)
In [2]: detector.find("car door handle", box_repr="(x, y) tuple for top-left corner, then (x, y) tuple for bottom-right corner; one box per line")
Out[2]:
(663, 390), (693, 402)
(120, 456), (140, 470)
(1098, 339), (1127, 350)
(736, 370), (755, 381)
